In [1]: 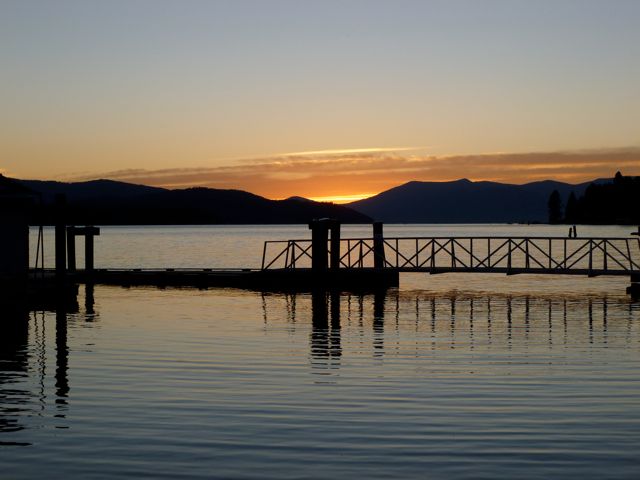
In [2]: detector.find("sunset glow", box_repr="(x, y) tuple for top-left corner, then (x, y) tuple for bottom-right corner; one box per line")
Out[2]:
(1, 1), (640, 197)
(307, 193), (375, 204)
(63, 147), (640, 200)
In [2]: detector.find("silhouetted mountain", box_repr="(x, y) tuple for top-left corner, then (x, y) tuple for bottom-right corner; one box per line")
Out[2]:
(19, 179), (164, 203)
(349, 178), (600, 223)
(15, 179), (371, 225)
(286, 196), (313, 203)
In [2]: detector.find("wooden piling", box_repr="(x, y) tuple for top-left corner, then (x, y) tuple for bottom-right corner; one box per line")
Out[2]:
(54, 194), (67, 281)
(66, 227), (77, 272)
(373, 222), (385, 268)
(85, 230), (95, 272)
(309, 219), (330, 271)
(66, 226), (100, 273)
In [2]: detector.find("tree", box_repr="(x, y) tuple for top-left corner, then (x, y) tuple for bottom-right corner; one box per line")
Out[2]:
(564, 191), (578, 223)
(614, 171), (623, 185)
(547, 190), (563, 224)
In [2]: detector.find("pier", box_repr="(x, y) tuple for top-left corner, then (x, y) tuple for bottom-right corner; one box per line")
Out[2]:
(23, 221), (640, 300)
(260, 221), (640, 297)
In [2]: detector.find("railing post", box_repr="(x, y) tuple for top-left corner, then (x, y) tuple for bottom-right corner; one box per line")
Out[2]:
(373, 222), (385, 269)
(395, 238), (399, 267)
(603, 240), (608, 271)
(470, 239), (473, 268)
(285, 240), (291, 268)
(291, 242), (296, 269)
(261, 242), (267, 269)
(507, 239), (512, 272)
(588, 240), (593, 274)
(525, 239), (530, 269)
(430, 240), (435, 270)
(451, 239), (456, 268)
(548, 238), (552, 269)
(330, 221), (341, 270)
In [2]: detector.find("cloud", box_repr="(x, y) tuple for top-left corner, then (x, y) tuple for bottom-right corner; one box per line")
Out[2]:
(251, 146), (429, 160)
(64, 146), (640, 200)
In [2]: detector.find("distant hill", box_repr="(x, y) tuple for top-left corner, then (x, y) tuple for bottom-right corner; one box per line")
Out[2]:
(285, 196), (313, 203)
(19, 178), (164, 203)
(348, 178), (601, 223)
(15, 179), (372, 225)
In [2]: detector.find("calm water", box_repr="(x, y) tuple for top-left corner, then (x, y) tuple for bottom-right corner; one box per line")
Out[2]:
(3, 225), (640, 478)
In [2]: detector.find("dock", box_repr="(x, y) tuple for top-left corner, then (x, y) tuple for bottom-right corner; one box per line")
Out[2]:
(25, 220), (640, 299)
(31, 267), (400, 292)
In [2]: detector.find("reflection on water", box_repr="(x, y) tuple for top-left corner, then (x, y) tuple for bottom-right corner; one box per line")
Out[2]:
(1, 286), (640, 478)
(262, 290), (639, 378)
(310, 292), (342, 372)
(0, 290), (98, 446)
(0, 310), (30, 441)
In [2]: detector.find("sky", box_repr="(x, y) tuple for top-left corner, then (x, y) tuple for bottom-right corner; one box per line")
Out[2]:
(1, 0), (639, 202)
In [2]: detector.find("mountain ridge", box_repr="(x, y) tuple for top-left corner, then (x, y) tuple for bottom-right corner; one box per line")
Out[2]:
(15, 178), (371, 225)
(347, 178), (606, 223)
(13, 176), (612, 224)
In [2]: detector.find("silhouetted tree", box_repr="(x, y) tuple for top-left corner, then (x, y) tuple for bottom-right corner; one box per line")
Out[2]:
(564, 191), (578, 223)
(547, 190), (563, 224)
(564, 172), (640, 224)
(614, 171), (623, 185)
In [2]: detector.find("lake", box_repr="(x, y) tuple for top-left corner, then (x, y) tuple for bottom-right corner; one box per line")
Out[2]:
(2, 225), (640, 478)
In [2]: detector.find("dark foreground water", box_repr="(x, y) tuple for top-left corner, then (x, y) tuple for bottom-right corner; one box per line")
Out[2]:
(2, 285), (640, 479)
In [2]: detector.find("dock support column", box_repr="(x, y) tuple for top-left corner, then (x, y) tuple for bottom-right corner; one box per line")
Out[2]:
(0, 183), (32, 301)
(66, 227), (77, 273)
(54, 194), (67, 282)
(85, 229), (95, 272)
(66, 226), (100, 274)
(373, 222), (385, 268)
(309, 219), (330, 271)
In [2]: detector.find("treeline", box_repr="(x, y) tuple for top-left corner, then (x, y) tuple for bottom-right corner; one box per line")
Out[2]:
(548, 172), (639, 224)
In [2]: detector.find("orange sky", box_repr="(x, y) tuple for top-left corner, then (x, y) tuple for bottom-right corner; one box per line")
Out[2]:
(2, 2), (640, 202)
(60, 147), (640, 203)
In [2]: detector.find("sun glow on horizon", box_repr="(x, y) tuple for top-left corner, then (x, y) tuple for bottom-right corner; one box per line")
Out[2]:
(307, 193), (375, 204)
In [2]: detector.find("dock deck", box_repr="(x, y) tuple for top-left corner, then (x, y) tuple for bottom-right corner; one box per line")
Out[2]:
(31, 267), (400, 291)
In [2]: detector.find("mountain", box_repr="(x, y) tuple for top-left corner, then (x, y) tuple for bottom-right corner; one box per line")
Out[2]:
(285, 196), (313, 203)
(19, 178), (164, 203)
(348, 178), (601, 223)
(15, 179), (371, 225)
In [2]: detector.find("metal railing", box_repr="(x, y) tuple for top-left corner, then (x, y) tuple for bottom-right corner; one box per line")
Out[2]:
(262, 236), (640, 276)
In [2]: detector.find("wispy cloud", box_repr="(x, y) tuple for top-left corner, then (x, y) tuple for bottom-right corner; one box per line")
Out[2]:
(63, 146), (640, 200)
(264, 146), (428, 159)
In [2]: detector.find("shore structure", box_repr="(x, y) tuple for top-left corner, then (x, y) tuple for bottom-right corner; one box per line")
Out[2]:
(1, 188), (640, 308)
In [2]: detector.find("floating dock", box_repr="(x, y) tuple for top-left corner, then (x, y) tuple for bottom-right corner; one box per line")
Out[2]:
(35, 267), (399, 292)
